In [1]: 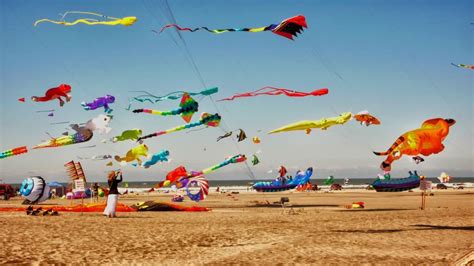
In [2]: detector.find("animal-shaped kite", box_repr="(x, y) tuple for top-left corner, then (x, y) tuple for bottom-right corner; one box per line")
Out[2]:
(131, 87), (218, 104)
(33, 114), (112, 149)
(437, 172), (452, 183)
(451, 63), (474, 70)
(252, 154), (260, 166)
(374, 118), (456, 171)
(134, 150), (170, 168)
(159, 15), (307, 40)
(0, 146), (28, 159)
(34, 11), (137, 27)
(412, 156), (425, 164)
(353, 111), (380, 126)
(31, 84), (72, 107)
(133, 93), (198, 123)
(114, 144), (149, 165)
(217, 132), (232, 141)
(18, 98), (25, 102)
(81, 95), (115, 113)
(324, 176), (335, 186)
(237, 129), (247, 142)
(219, 87), (328, 101)
(138, 113), (221, 142)
(112, 129), (143, 142)
(269, 112), (352, 134)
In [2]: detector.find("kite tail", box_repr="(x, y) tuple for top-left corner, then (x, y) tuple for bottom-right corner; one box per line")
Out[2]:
(373, 136), (405, 156)
(159, 24), (272, 34)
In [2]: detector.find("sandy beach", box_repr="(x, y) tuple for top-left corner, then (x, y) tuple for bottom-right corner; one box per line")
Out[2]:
(1, 189), (473, 264)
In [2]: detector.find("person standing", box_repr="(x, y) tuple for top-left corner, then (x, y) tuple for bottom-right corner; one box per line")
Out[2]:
(103, 170), (122, 218)
(92, 183), (99, 202)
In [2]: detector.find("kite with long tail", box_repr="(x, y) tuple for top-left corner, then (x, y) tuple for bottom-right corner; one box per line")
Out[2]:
(159, 15), (307, 40)
(131, 87), (218, 103)
(451, 63), (474, 70)
(133, 93), (198, 123)
(155, 154), (247, 201)
(218, 87), (329, 101)
(34, 11), (137, 27)
(0, 146), (28, 159)
(138, 113), (221, 142)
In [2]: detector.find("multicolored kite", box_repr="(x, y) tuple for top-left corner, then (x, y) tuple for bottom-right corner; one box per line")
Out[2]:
(218, 87), (328, 101)
(0, 146), (28, 159)
(451, 63), (474, 70)
(131, 87), (218, 104)
(133, 93), (198, 123)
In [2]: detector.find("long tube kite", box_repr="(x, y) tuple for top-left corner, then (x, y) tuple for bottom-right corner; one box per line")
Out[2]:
(34, 11), (137, 27)
(131, 87), (218, 104)
(451, 63), (474, 70)
(269, 112), (352, 134)
(133, 93), (198, 123)
(218, 87), (328, 101)
(0, 146), (28, 159)
(374, 118), (455, 171)
(159, 15), (307, 40)
(138, 113), (221, 142)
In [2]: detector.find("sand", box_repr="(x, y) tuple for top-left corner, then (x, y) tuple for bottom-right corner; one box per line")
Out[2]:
(1, 189), (473, 264)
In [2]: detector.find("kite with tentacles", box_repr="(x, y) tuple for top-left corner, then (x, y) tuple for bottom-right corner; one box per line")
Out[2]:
(34, 11), (137, 27)
(159, 15), (307, 40)
(451, 63), (474, 70)
(138, 113), (221, 142)
(133, 93), (198, 123)
(131, 87), (218, 104)
(218, 87), (328, 101)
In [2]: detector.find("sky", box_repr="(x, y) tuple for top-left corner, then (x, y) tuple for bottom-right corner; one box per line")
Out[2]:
(0, 0), (473, 183)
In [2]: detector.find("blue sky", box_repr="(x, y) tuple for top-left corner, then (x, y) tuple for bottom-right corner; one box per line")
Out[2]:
(0, 0), (472, 183)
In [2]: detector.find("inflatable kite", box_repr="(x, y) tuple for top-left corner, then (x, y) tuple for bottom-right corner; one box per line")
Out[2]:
(372, 171), (420, 192)
(237, 129), (247, 142)
(34, 115), (112, 149)
(114, 143), (149, 165)
(131, 87), (218, 104)
(31, 84), (72, 107)
(324, 176), (335, 185)
(0, 146), (28, 159)
(159, 15), (307, 40)
(112, 129), (142, 142)
(353, 111), (380, 126)
(130, 201), (209, 212)
(412, 156), (425, 164)
(18, 97), (25, 102)
(437, 172), (452, 183)
(133, 93), (198, 123)
(20, 176), (51, 204)
(451, 63), (474, 70)
(374, 118), (455, 171)
(253, 167), (313, 192)
(81, 95), (115, 113)
(251, 154), (260, 165)
(269, 112), (352, 134)
(77, 154), (112, 160)
(34, 11), (137, 27)
(217, 132), (232, 141)
(138, 113), (221, 142)
(252, 137), (261, 144)
(134, 150), (170, 168)
(218, 87), (328, 101)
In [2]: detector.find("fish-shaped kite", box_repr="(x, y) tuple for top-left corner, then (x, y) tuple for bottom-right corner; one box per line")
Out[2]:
(133, 93), (198, 123)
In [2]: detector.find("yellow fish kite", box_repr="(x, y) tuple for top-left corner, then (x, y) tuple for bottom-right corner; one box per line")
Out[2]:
(269, 112), (352, 134)
(34, 11), (137, 27)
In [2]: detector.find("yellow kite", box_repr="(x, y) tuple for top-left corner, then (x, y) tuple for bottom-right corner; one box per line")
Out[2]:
(269, 112), (352, 134)
(34, 11), (137, 27)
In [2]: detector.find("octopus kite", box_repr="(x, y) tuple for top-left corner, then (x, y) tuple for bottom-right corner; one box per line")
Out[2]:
(81, 95), (115, 113)
(353, 111), (380, 126)
(133, 93), (198, 123)
(34, 11), (137, 27)
(451, 63), (474, 70)
(374, 118), (456, 171)
(31, 84), (72, 107)
(138, 113), (221, 142)
(131, 87), (218, 104)
(114, 144), (149, 165)
(269, 112), (352, 134)
(218, 87), (329, 101)
(159, 15), (307, 40)
(0, 146), (28, 159)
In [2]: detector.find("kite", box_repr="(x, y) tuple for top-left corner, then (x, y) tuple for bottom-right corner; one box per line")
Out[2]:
(253, 167), (313, 192)
(252, 137), (261, 144)
(112, 129), (143, 142)
(114, 144), (149, 165)
(251, 154), (260, 166)
(81, 94), (115, 113)
(131, 87), (218, 104)
(353, 111), (380, 126)
(451, 63), (474, 70)
(48, 112), (54, 117)
(133, 93), (198, 123)
(237, 129), (247, 142)
(155, 155), (247, 201)
(0, 146), (28, 159)
(34, 11), (137, 27)
(19, 176), (51, 204)
(134, 150), (170, 168)
(218, 87), (328, 101)
(374, 118), (455, 171)
(77, 154), (112, 160)
(106, 162), (113, 166)
(372, 171), (421, 192)
(18, 98), (25, 102)
(278, 166), (288, 177)
(324, 176), (335, 186)
(31, 84), (72, 107)
(269, 112), (352, 134)
(217, 132), (232, 141)
(437, 172), (452, 183)
(33, 114), (112, 149)
(412, 156), (425, 164)
(138, 113), (221, 142)
(159, 15), (307, 40)
(36, 109), (55, 113)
